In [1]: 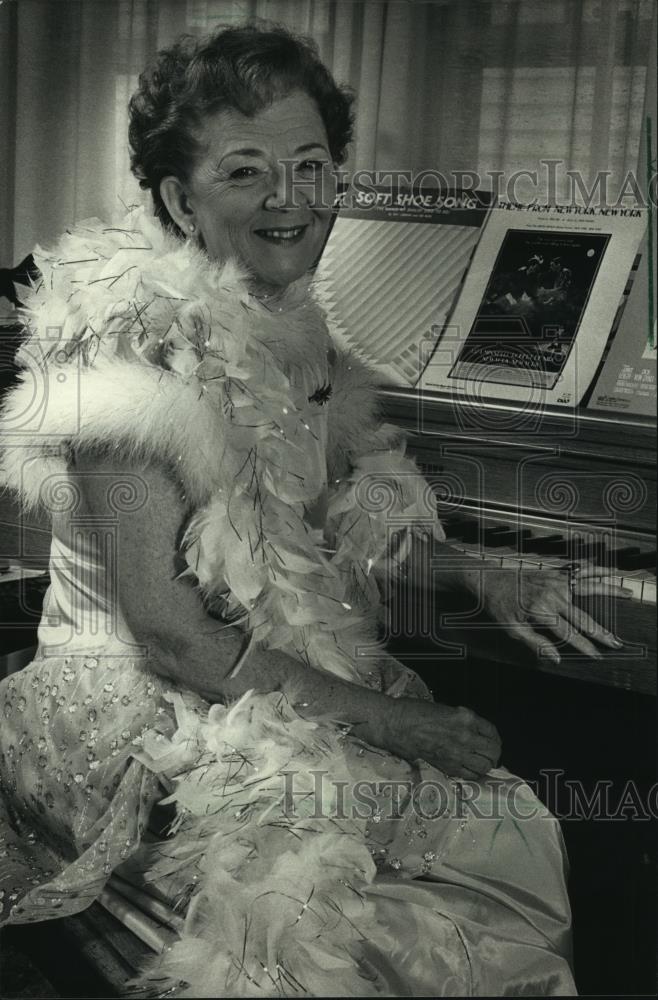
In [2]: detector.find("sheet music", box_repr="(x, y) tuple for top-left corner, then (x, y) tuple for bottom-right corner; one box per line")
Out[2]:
(314, 188), (492, 386)
(419, 203), (648, 407)
(587, 230), (656, 416)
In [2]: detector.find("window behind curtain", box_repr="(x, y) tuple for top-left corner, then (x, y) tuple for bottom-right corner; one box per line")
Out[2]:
(2, 0), (654, 264)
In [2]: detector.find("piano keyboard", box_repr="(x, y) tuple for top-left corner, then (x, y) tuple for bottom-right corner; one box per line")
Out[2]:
(439, 509), (656, 605)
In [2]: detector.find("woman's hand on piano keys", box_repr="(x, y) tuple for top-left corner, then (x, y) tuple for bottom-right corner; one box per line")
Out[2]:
(470, 563), (630, 665)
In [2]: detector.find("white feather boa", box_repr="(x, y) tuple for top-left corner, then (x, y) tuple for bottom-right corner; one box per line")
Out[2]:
(131, 689), (401, 997)
(1, 206), (444, 685)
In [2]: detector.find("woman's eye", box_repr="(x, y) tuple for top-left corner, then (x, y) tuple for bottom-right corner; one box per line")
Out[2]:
(229, 166), (261, 181)
(296, 160), (326, 176)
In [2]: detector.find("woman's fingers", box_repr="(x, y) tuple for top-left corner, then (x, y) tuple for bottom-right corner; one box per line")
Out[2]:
(522, 575), (626, 653)
(507, 622), (562, 663)
(454, 707), (501, 755)
(545, 584), (624, 649)
(571, 562), (628, 579)
(463, 750), (499, 774)
(474, 714), (500, 742)
(403, 704), (502, 778)
(472, 730), (501, 763)
(511, 605), (621, 660)
(559, 603), (624, 649)
(574, 578), (635, 598)
(418, 732), (500, 770)
(558, 563), (635, 598)
(448, 741), (500, 777)
(541, 562), (627, 587)
(542, 612), (605, 658)
(455, 741), (499, 773)
(453, 765), (485, 780)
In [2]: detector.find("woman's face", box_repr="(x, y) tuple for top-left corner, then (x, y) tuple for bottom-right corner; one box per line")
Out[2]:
(182, 91), (336, 293)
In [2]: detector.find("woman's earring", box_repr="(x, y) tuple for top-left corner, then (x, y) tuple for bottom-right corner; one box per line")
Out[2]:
(189, 223), (196, 235)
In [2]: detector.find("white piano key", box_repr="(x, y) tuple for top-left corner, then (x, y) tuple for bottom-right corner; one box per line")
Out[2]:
(616, 570), (657, 604)
(534, 555), (569, 572)
(454, 545), (547, 572)
(0, 566), (48, 583)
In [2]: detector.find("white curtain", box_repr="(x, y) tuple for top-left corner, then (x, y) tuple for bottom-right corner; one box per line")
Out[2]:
(0, 0), (654, 264)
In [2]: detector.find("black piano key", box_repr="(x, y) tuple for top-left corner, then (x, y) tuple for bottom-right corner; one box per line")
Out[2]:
(611, 547), (641, 569)
(483, 527), (515, 547)
(521, 533), (565, 554)
(459, 522), (482, 543)
(443, 517), (477, 539)
(614, 548), (656, 571)
(568, 538), (608, 562)
(507, 528), (533, 549)
(594, 539), (609, 561)
(631, 550), (656, 570)
(568, 541), (596, 561)
(479, 526), (535, 549)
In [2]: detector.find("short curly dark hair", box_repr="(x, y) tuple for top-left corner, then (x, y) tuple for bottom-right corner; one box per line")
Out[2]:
(128, 23), (355, 234)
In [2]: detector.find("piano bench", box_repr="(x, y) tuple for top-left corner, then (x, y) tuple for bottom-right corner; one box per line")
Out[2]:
(0, 900), (158, 999)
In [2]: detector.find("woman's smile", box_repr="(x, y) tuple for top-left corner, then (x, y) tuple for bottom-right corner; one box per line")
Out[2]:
(254, 224), (308, 243)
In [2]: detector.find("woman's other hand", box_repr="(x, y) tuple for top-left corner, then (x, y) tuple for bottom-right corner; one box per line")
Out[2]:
(383, 698), (502, 779)
(475, 563), (630, 665)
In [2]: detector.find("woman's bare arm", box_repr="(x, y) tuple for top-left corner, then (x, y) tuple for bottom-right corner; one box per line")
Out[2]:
(70, 454), (500, 778)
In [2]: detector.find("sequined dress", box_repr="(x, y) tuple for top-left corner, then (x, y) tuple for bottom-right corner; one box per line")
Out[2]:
(0, 499), (577, 996)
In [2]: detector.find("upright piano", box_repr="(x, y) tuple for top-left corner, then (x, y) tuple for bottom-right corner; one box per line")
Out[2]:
(381, 390), (656, 696)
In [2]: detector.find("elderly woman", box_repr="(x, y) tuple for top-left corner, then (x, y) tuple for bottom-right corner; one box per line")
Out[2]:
(1, 23), (623, 998)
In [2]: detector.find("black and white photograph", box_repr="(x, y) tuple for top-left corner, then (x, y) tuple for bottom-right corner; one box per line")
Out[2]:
(0, 1), (655, 998)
